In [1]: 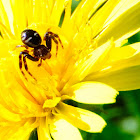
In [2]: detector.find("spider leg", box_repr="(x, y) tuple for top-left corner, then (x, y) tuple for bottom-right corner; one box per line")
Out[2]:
(47, 32), (64, 49)
(23, 54), (37, 81)
(53, 33), (64, 49)
(44, 32), (63, 56)
(38, 58), (42, 67)
(16, 45), (29, 49)
(44, 33), (52, 51)
(50, 36), (59, 56)
(19, 52), (27, 80)
(13, 45), (28, 51)
(19, 51), (39, 80)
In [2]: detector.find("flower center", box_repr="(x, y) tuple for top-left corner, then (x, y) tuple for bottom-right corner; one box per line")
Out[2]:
(43, 97), (61, 109)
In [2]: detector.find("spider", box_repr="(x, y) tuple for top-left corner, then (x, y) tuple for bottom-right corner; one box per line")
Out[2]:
(17, 29), (63, 80)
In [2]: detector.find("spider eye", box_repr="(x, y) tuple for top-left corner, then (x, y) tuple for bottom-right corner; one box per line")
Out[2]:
(21, 29), (42, 47)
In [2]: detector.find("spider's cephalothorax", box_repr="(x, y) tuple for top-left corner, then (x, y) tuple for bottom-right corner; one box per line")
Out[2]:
(17, 29), (63, 80)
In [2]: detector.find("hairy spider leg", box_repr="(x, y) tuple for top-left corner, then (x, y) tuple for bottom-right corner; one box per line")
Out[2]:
(51, 35), (59, 56)
(52, 33), (64, 49)
(19, 52), (27, 80)
(19, 51), (39, 80)
(44, 32), (64, 56)
(22, 54), (37, 81)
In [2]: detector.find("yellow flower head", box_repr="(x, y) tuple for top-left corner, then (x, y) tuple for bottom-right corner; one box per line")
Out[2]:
(0, 0), (140, 140)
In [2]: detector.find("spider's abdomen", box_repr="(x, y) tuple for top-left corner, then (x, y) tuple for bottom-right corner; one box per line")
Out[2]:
(34, 45), (51, 60)
(21, 29), (42, 47)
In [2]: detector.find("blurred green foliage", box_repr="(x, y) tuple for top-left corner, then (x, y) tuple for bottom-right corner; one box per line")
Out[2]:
(29, 128), (38, 140)
(80, 89), (140, 140)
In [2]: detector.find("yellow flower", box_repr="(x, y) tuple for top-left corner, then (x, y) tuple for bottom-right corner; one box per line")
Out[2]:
(0, 0), (140, 139)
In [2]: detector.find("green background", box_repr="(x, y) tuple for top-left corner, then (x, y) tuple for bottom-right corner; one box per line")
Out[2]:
(29, 0), (140, 139)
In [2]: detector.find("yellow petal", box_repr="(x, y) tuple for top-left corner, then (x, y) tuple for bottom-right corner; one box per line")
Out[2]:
(0, 57), (46, 117)
(43, 97), (61, 108)
(0, 118), (38, 140)
(28, 0), (51, 25)
(65, 81), (118, 104)
(56, 102), (106, 132)
(61, 0), (72, 33)
(50, 118), (83, 140)
(62, 0), (106, 39)
(0, 23), (14, 40)
(71, 0), (106, 24)
(0, 0), (14, 39)
(102, 42), (140, 71)
(96, 2), (140, 46)
(106, 44), (137, 63)
(102, 0), (140, 29)
(89, 65), (140, 91)
(0, 41), (12, 58)
(1, 0), (15, 35)
(64, 40), (114, 87)
(37, 117), (52, 140)
(0, 103), (21, 122)
(47, 0), (55, 14)
(87, 0), (121, 39)
(50, 0), (66, 26)
(9, 0), (27, 37)
(85, 43), (140, 91)
(0, 36), (3, 40)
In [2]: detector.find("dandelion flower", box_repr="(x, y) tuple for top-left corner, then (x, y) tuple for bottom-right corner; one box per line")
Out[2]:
(0, 0), (140, 140)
